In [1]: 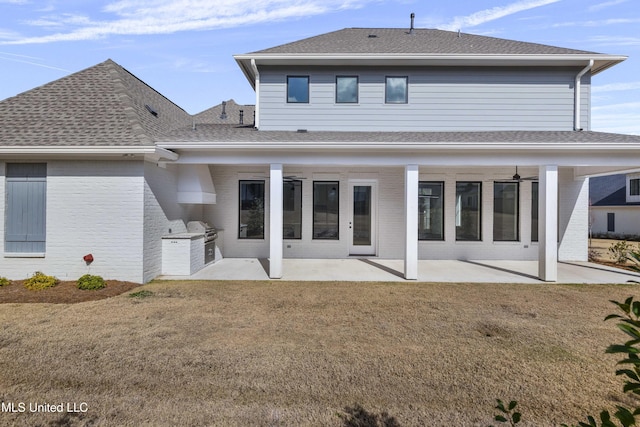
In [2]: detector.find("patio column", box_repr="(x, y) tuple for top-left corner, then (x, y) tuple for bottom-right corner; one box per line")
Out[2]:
(538, 165), (558, 282)
(269, 163), (283, 279)
(404, 164), (419, 280)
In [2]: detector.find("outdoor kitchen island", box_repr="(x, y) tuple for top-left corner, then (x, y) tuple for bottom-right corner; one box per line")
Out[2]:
(161, 222), (219, 276)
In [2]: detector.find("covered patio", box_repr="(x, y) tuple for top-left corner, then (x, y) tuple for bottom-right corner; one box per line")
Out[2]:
(159, 258), (640, 284)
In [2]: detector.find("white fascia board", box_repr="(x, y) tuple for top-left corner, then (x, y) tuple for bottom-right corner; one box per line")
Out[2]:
(157, 142), (640, 151)
(234, 54), (626, 77)
(0, 146), (178, 159)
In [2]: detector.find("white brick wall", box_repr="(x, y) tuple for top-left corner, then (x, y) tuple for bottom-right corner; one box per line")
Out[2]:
(0, 160), (146, 282)
(590, 206), (640, 236)
(558, 170), (589, 261)
(143, 162), (202, 283)
(0, 161), (589, 283)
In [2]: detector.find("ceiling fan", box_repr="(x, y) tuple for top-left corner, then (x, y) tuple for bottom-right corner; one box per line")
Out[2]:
(509, 166), (538, 182)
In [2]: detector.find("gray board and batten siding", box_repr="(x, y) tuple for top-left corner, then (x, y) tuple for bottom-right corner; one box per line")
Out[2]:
(258, 66), (590, 132)
(5, 163), (47, 253)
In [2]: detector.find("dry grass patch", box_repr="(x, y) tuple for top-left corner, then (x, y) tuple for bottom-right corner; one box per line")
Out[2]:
(0, 280), (639, 426)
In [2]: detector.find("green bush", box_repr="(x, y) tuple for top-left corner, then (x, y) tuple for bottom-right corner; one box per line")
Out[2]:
(76, 274), (106, 290)
(23, 271), (59, 291)
(628, 244), (640, 273)
(609, 241), (632, 264)
(0, 277), (11, 287)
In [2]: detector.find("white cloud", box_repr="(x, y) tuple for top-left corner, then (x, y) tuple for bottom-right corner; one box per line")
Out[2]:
(588, 0), (628, 12)
(0, 0), (375, 45)
(589, 35), (640, 47)
(553, 18), (640, 28)
(437, 0), (561, 31)
(0, 53), (70, 71)
(593, 82), (640, 93)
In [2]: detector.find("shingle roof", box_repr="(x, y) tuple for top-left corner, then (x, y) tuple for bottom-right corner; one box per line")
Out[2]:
(0, 59), (191, 146)
(251, 28), (597, 56)
(159, 126), (640, 145)
(590, 174), (640, 206)
(194, 100), (255, 126)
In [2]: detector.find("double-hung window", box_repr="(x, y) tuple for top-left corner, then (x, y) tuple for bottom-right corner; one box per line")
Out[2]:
(630, 178), (640, 196)
(287, 76), (309, 103)
(385, 76), (408, 104)
(531, 182), (539, 242)
(456, 182), (481, 241)
(493, 182), (519, 241)
(313, 182), (339, 239)
(418, 182), (444, 240)
(283, 180), (302, 239)
(336, 76), (358, 103)
(5, 163), (47, 253)
(239, 180), (265, 239)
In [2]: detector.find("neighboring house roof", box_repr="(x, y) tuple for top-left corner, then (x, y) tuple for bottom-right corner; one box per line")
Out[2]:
(250, 28), (597, 56)
(0, 59), (191, 147)
(194, 100), (255, 126)
(591, 174), (640, 206)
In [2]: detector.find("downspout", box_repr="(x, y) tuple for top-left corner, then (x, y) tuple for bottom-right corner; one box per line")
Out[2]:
(251, 59), (260, 129)
(574, 59), (594, 131)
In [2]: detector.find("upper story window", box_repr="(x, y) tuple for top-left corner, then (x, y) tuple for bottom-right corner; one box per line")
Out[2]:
(336, 76), (358, 103)
(385, 76), (408, 104)
(287, 76), (309, 103)
(628, 175), (640, 203)
(630, 178), (640, 196)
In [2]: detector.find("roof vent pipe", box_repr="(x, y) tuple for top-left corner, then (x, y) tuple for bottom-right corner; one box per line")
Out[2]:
(410, 13), (415, 33)
(220, 101), (227, 120)
(574, 59), (594, 131)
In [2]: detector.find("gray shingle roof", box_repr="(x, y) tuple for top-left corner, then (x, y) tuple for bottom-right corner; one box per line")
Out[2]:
(159, 126), (640, 145)
(590, 174), (640, 206)
(194, 100), (255, 126)
(0, 59), (191, 146)
(251, 28), (598, 56)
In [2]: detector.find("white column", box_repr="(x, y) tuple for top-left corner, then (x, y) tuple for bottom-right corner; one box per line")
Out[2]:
(404, 165), (419, 280)
(269, 164), (283, 279)
(538, 165), (558, 282)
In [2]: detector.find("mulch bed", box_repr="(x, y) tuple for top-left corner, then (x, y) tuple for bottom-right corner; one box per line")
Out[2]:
(0, 280), (141, 304)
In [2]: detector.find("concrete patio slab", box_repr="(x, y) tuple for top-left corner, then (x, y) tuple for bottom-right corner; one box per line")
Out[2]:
(158, 258), (640, 284)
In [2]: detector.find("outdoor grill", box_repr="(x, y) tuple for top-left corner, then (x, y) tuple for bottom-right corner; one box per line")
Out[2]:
(187, 221), (218, 264)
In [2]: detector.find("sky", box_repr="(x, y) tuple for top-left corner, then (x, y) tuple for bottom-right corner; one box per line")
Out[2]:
(0, 0), (639, 134)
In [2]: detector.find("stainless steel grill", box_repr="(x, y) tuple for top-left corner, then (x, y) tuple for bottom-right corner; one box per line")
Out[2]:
(187, 221), (217, 264)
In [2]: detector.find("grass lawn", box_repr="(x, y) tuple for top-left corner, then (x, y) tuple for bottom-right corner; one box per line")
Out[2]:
(1, 280), (640, 426)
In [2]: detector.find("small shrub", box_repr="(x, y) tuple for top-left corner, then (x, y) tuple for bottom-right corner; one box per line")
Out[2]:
(0, 277), (11, 287)
(129, 290), (153, 299)
(76, 274), (106, 290)
(23, 271), (59, 291)
(609, 241), (632, 264)
(628, 244), (640, 272)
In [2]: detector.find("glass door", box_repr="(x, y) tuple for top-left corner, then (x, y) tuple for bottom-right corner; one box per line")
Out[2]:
(348, 180), (377, 255)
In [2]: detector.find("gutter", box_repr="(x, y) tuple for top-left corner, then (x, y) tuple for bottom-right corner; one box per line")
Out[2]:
(157, 142), (640, 151)
(574, 60), (594, 131)
(0, 146), (179, 161)
(251, 59), (260, 129)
